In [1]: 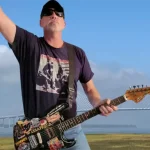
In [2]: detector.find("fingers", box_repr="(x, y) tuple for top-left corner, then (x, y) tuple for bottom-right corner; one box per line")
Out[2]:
(100, 105), (113, 116)
(99, 99), (118, 116)
(99, 99), (111, 105)
(111, 105), (118, 111)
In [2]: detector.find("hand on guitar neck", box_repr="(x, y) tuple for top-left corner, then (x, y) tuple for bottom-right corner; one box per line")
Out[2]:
(97, 99), (118, 116)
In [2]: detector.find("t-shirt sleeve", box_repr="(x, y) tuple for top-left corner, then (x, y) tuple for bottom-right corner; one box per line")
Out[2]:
(79, 50), (94, 83)
(8, 25), (38, 64)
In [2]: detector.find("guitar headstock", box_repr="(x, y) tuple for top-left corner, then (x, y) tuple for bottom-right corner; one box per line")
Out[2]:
(125, 85), (150, 103)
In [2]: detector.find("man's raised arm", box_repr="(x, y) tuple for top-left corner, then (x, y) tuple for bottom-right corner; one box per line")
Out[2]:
(0, 7), (16, 44)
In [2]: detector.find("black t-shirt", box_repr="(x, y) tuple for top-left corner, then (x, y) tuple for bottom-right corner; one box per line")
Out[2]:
(8, 26), (94, 119)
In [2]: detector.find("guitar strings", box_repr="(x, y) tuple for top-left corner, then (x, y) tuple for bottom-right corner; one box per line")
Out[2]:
(24, 108), (99, 143)
(28, 125), (59, 142)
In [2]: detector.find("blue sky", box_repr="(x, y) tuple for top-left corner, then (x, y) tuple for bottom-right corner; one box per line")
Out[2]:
(1, 0), (150, 73)
(0, 0), (150, 118)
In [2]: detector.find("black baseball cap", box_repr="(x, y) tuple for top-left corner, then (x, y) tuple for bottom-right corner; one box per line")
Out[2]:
(40, 0), (65, 18)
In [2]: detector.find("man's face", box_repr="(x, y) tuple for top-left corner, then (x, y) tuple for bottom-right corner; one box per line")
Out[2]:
(40, 8), (65, 32)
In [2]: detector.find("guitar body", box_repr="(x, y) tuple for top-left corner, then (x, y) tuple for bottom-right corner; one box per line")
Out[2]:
(13, 85), (149, 149)
(13, 103), (76, 150)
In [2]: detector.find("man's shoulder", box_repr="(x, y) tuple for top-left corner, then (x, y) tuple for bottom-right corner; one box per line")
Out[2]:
(16, 25), (40, 40)
(64, 41), (85, 54)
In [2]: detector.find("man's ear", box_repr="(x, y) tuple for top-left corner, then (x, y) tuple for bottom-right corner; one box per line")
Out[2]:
(39, 19), (43, 27)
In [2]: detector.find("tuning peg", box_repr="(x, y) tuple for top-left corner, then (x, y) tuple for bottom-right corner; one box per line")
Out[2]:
(142, 84), (143, 88)
(133, 85), (136, 89)
(129, 86), (132, 89)
(137, 85), (140, 88)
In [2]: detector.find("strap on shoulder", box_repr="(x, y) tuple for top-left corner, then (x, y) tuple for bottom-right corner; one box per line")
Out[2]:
(66, 42), (75, 108)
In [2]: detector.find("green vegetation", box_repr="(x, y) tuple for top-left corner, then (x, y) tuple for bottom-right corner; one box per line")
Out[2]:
(87, 134), (150, 150)
(0, 134), (150, 150)
(0, 137), (14, 150)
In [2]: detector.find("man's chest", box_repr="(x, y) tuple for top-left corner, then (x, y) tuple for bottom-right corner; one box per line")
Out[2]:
(35, 51), (82, 94)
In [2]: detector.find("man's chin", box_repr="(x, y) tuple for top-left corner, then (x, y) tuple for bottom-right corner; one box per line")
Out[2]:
(46, 26), (61, 32)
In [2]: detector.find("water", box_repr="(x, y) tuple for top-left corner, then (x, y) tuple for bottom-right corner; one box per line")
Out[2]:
(1, 126), (150, 137)
(83, 127), (150, 134)
(1, 110), (150, 137)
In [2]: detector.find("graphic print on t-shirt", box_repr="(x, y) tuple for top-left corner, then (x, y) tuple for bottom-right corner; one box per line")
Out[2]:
(36, 54), (69, 94)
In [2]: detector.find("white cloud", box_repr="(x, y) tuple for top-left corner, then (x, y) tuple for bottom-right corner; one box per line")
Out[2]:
(0, 45), (8, 53)
(77, 61), (150, 110)
(0, 45), (22, 116)
(89, 60), (150, 89)
(0, 45), (20, 84)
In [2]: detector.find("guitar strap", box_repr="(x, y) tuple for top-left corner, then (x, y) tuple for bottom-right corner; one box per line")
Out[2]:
(54, 42), (76, 109)
(66, 42), (75, 108)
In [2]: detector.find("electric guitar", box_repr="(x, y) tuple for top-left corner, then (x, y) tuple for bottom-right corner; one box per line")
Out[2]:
(13, 85), (150, 150)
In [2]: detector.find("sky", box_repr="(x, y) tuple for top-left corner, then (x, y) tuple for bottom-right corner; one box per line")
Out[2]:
(0, 0), (150, 123)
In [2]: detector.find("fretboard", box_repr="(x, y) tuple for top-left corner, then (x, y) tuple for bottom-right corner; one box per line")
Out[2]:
(110, 95), (126, 106)
(57, 95), (126, 132)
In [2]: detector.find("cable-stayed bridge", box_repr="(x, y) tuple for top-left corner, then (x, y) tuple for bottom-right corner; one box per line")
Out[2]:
(0, 90), (150, 128)
(76, 91), (150, 111)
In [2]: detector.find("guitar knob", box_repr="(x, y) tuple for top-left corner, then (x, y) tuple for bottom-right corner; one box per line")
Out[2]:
(40, 144), (44, 148)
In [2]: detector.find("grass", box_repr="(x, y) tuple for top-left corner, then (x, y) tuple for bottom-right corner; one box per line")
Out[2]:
(0, 134), (150, 150)
(0, 137), (14, 150)
(87, 134), (150, 150)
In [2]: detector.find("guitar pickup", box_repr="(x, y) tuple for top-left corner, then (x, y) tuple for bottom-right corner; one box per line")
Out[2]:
(31, 118), (40, 128)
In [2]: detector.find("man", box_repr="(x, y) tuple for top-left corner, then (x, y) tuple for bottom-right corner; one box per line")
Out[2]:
(0, 0), (117, 149)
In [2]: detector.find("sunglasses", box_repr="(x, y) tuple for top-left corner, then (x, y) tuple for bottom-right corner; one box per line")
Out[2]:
(42, 9), (64, 18)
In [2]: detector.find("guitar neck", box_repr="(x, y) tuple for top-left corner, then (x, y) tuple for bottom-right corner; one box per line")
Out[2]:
(57, 95), (127, 132)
